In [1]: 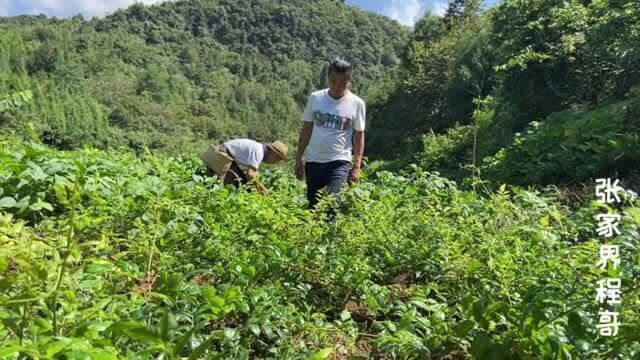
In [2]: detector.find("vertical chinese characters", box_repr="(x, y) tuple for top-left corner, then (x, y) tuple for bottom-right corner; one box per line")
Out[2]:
(594, 178), (624, 337)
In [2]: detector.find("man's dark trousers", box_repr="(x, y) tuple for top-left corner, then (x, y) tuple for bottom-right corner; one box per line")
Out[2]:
(305, 160), (351, 218)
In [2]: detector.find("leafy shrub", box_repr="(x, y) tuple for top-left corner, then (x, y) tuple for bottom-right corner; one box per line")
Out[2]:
(1, 138), (638, 358)
(417, 125), (473, 179)
(482, 91), (640, 185)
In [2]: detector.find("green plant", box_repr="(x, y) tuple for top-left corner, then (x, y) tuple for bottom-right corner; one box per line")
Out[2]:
(1, 138), (638, 358)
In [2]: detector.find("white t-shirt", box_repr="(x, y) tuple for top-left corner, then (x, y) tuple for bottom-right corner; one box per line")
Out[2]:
(223, 139), (266, 170)
(302, 89), (366, 163)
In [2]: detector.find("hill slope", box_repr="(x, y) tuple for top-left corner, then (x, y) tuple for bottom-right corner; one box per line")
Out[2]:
(0, 0), (408, 152)
(366, 0), (640, 187)
(0, 137), (639, 358)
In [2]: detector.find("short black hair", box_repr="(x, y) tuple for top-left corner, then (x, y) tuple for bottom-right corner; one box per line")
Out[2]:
(328, 58), (353, 77)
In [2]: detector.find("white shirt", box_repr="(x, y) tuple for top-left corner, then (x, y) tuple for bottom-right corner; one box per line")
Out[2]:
(223, 139), (266, 170)
(302, 89), (366, 163)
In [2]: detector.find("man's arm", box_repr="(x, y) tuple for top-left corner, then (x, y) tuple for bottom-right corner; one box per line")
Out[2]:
(246, 166), (269, 195)
(295, 122), (313, 179)
(246, 166), (259, 182)
(351, 130), (365, 182)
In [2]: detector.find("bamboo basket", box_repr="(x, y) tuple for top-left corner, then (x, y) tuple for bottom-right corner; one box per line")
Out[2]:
(200, 144), (233, 175)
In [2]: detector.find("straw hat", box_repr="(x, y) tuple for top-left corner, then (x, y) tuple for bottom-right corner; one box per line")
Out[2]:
(267, 141), (288, 160)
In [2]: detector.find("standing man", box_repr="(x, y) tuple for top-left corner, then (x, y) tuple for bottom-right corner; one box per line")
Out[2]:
(294, 58), (366, 213)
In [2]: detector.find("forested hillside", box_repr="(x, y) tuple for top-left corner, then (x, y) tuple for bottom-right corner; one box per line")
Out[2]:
(0, 0), (407, 153)
(367, 0), (640, 186)
(2, 0), (640, 358)
(3, 0), (638, 188)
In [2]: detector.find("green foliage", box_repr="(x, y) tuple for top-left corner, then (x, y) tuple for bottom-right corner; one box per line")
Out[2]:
(491, 0), (640, 130)
(1, 138), (639, 358)
(0, 90), (33, 112)
(370, 0), (640, 187)
(446, 25), (497, 124)
(482, 90), (640, 185)
(367, 11), (490, 159)
(418, 125), (473, 180)
(0, 0), (408, 153)
(444, 0), (482, 26)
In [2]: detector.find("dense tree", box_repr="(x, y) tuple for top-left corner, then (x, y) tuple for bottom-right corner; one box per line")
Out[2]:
(367, 12), (485, 159)
(444, 0), (482, 25)
(366, 0), (639, 186)
(2, 0), (638, 187)
(0, 0), (409, 153)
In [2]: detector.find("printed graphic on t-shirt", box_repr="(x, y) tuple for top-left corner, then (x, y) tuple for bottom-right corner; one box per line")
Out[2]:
(313, 111), (353, 131)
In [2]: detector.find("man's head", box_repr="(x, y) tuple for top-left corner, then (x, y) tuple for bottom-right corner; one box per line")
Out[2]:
(264, 141), (288, 164)
(327, 58), (352, 99)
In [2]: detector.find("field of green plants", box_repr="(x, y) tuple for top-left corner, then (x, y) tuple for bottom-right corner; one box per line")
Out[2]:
(1, 137), (639, 359)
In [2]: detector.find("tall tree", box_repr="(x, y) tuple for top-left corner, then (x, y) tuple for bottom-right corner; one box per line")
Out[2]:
(444, 0), (482, 26)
